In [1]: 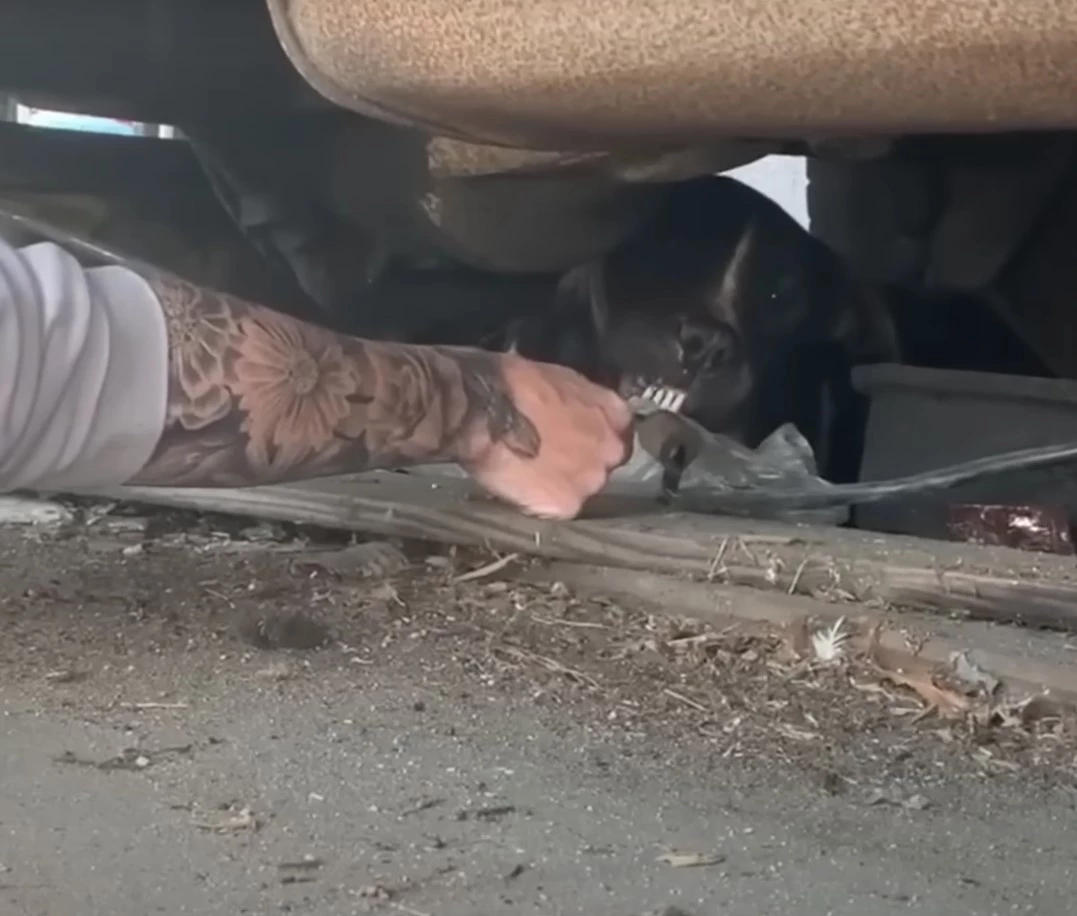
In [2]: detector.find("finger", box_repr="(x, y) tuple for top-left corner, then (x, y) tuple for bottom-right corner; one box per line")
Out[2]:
(602, 424), (633, 470)
(528, 504), (576, 521)
(479, 468), (581, 521)
(598, 388), (633, 433)
(520, 493), (581, 521)
(600, 403), (635, 468)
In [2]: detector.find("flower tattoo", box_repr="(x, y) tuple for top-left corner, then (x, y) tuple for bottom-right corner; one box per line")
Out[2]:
(130, 271), (540, 487)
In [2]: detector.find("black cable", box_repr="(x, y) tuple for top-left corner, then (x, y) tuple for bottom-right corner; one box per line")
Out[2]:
(674, 440), (1077, 514)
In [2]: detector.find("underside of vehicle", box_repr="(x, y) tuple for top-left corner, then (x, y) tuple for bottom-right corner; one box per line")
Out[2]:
(5, 0), (1077, 546)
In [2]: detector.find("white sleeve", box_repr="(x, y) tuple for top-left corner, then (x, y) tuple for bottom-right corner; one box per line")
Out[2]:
(0, 238), (168, 492)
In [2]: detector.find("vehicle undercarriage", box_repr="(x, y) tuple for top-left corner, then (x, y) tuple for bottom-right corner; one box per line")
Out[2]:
(4, 0), (1077, 539)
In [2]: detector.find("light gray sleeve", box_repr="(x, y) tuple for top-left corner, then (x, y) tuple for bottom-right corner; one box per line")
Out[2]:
(0, 238), (168, 492)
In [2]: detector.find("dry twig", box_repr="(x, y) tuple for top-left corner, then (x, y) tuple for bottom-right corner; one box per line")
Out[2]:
(453, 553), (520, 584)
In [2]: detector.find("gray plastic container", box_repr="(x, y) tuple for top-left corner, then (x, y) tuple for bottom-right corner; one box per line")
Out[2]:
(851, 364), (1077, 539)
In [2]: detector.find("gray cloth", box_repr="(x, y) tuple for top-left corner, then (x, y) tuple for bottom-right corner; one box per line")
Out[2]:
(0, 238), (167, 491)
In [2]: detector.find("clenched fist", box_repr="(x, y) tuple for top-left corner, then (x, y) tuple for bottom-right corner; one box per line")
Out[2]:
(460, 354), (633, 519)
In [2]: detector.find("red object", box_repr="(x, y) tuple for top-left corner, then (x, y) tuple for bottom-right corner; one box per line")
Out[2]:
(947, 504), (1074, 555)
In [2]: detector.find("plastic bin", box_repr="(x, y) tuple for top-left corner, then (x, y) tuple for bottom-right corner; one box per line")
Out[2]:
(851, 364), (1077, 539)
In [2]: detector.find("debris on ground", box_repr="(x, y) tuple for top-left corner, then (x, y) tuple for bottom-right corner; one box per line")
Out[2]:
(948, 503), (1074, 555)
(240, 610), (332, 650)
(291, 541), (411, 580)
(278, 855), (323, 871)
(809, 616), (853, 662)
(53, 744), (194, 772)
(121, 701), (189, 711)
(780, 615), (1003, 720)
(863, 787), (931, 811)
(278, 856), (323, 884)
(44, 668), (87, 684)
(504, 863), (527, 881)
(354, 884), (394, 901)
(452, 552), (521, 584)
(3, 500), (1076, 794)
(455, 804), (520, 823)
(875, 655), (973, 719)
(0, 495), (74, 526)
(398, 797), (446, 818)
(255, 660), (298, 681)
(656, 850), (726, 868)
(194, 805), (259, 833)
(949, 650), (1001, 696)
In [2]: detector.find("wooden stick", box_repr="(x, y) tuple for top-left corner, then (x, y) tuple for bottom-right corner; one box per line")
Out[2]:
(83, 471), (1077, 632)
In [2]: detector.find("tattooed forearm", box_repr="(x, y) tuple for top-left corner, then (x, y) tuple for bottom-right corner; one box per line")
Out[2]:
(129, 272), (540, 487)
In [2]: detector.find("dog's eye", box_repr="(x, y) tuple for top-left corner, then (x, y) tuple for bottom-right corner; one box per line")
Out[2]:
(680, 326), (710, 358)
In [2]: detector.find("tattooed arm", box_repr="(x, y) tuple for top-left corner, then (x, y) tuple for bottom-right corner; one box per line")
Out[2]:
(129, 273), (543, 487)
(128, 269), (633, 519)
(0, 227), (628, 516)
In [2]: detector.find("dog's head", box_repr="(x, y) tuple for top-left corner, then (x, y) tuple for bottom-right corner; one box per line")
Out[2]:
(507, 175), (900, 439)
(564, 187), (759, 429)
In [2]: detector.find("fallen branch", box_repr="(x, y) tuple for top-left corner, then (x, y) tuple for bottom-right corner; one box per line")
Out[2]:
(82, 471), (1077, 633)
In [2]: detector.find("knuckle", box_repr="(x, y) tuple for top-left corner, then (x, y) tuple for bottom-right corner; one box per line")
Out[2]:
(545, 496), (581, 520)
(603, 430), (632, 467)
(585, 465), (609, 496)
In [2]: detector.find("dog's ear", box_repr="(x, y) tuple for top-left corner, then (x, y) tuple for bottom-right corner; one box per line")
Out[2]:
(556, 260), (610, 338)
(537, 261), (609, 379)
(703, 218), (755, 334)
(829, 278), (903, 363)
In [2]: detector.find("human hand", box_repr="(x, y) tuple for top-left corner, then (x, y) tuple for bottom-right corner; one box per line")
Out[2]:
(460, 354), (633, 519)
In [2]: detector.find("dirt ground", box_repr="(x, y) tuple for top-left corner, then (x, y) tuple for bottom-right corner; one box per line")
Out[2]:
(3, 505), (1077, 915)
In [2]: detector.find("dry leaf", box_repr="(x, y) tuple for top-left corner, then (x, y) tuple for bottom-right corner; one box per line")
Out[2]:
(868, 625), (971, 719)
(877, 666), (971, 719)
(657, 851), (725, 868)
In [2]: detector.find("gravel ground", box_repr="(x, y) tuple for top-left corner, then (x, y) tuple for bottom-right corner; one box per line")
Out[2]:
(2, 508), (1077, 915)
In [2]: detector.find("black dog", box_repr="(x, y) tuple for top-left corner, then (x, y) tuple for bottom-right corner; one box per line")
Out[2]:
(499, 175), (901, 481)
(497, 173), (1051, 483)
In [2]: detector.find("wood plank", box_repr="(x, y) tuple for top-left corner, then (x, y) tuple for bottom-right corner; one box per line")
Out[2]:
(86, 470), (1077, 632)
